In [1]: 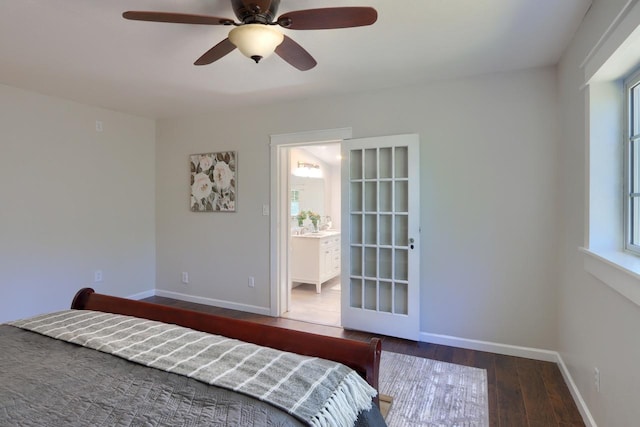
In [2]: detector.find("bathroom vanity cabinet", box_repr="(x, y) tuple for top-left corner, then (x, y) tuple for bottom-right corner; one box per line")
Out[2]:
(291, 232), (340, 293)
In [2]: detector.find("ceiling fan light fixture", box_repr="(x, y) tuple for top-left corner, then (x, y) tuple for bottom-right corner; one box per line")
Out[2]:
(228, 24), (284, 63)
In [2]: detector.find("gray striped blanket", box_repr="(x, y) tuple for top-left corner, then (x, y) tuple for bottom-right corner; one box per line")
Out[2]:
(9, 310), (377, 427)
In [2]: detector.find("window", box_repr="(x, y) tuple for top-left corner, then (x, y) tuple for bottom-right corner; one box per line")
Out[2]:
(625, 69), (640, 254)
(291, 189), (300, 217)
(580, 1), (640, 307)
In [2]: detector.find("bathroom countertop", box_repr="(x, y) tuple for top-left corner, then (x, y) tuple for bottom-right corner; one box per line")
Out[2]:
(292, 230), (340, 238)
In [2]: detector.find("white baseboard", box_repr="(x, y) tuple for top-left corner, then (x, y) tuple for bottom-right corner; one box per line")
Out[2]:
(555, 354), (598, 427)
(419, 332), (597, 427)
(126, 289), (156, 300)
(419, 331), (559, 361)
(154, 289), (272, 316)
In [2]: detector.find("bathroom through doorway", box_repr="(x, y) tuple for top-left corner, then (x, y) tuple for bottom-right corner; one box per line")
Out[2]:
(281, 143), (342, 327)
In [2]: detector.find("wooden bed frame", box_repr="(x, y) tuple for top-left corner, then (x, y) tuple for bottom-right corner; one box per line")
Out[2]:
(71, 288), (382, 406)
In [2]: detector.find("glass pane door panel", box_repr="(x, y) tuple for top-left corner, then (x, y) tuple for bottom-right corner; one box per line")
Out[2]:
(379, 248), (392, 279)
(351, 247), (362, 276)
(351, 214), (362, 244)
(364, 280), (377, 310)
(394, 215), (408, 246)
(350, 150), (363, 179)
(395, 181), (408, 212)
(350, 279), (362, 308)
(364, 214), (377, 245)
(395, 147), (408, 178)
(394, 283), (408, 315)
(350, 182), (363, 212)
(364, 149), (377, 179)
(379, 181), (392, 211)
(395, 249), (408, 280)
(379, 215), (392, 245)
(365, 182), (377, 212)
(379, 281), (392, 313)
(364, 247), (377, 277)
(379, 148), (393, 179)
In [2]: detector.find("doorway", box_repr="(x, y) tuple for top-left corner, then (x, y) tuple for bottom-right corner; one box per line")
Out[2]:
(281, 144), (342, 327)
(268, 128), (352, 326)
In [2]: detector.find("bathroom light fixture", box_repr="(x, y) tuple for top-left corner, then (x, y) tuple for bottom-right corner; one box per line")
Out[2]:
(297, 161), (318, 170)
(293, 161), (322, 178)
(228, 24), (284, 63)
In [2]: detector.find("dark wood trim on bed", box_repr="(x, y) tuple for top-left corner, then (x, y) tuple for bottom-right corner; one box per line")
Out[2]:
(71, 288), (381, 405)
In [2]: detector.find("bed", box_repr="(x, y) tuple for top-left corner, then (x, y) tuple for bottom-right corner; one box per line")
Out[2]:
(0, 288), (385, 426)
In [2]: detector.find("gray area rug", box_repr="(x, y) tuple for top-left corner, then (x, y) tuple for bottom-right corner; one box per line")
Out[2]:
(379, 351), (489, 427)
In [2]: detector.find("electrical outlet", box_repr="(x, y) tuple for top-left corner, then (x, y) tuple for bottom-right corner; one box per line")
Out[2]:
(248, 276), (255, 288)
(594, 367), (600, 393)
(181, 272), (189, 284)
(94, 270), (103, 283)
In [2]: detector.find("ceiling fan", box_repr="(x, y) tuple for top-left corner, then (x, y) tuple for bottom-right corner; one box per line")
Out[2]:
(123, 0), (377, 71)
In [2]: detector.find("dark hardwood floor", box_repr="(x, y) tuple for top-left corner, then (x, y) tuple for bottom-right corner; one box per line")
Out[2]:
(143, 296), (585, 427)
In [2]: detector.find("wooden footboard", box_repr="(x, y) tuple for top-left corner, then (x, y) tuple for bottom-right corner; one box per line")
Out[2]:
(71, 288), (381, 406)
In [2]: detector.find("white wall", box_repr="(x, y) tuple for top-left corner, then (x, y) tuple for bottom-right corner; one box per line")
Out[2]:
(558, 0), (640, 425)
(156, 66), (560, 350)
(0, 84), (156, 322)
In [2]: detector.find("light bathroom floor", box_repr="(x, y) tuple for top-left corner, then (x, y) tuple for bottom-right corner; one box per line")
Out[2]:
(281, 276), (341, 327)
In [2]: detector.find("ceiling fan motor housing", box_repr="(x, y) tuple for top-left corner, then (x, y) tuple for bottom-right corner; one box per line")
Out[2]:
(231, 0), (280, 24)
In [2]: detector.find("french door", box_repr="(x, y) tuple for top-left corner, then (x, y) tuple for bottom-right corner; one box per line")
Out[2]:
(341, 134), (420, 340)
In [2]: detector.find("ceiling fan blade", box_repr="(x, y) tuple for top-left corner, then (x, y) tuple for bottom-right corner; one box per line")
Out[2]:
(123, 11), (234, 25)
(275, 35), (316, 71)
(194, 38), (237, 65)
(277, 7), (377, 30)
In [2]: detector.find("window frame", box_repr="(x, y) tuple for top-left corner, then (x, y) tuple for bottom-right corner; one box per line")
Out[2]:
(624, 68), (640, 254)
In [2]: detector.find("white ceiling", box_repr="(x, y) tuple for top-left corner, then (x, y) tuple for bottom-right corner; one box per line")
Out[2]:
(0, 0), (591, 119)
(301, 144), (341, 166)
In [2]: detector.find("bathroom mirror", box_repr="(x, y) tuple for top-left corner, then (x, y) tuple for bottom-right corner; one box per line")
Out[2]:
(291, 175), (324, 217)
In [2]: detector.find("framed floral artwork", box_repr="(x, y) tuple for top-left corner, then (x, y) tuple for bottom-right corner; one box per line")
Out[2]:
(190, 151), (236, 212)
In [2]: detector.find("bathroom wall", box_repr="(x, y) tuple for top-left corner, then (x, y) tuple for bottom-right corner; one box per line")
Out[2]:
(290, 147), (337, 230)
